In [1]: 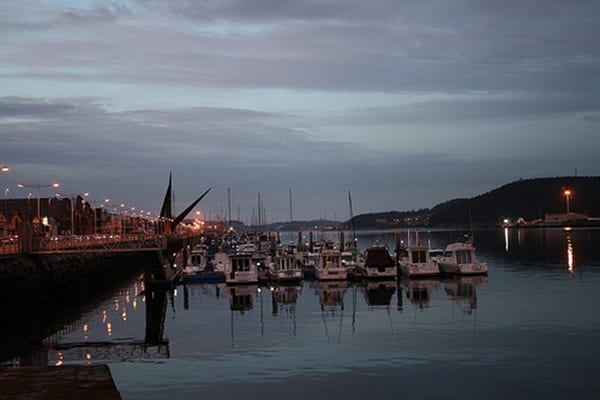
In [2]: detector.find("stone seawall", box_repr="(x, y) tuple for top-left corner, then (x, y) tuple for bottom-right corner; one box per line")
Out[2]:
(0, 252), (161, 306)
(0, 251), (163, 363)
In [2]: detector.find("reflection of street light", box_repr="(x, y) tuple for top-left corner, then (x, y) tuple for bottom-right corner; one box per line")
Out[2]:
(564, 189), (572, 214)
(17, 182), (60, 220)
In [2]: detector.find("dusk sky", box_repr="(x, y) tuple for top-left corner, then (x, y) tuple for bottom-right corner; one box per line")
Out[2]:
(2, 0), (599, 223)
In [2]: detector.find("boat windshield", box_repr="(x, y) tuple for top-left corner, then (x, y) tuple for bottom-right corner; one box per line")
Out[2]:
(456, 250), (473, 264)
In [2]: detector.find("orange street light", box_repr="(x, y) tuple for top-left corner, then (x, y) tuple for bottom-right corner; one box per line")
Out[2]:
(563, 189), (572, 214)
(17, 182), (60, 219)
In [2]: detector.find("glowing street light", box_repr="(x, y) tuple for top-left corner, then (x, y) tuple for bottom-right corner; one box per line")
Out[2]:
(17, 182), (60, 220)
(563, 189), (572, 214)
(1, 166), (9, 173)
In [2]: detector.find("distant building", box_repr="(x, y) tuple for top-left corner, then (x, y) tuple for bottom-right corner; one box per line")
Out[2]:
(543, 212), (589, 225)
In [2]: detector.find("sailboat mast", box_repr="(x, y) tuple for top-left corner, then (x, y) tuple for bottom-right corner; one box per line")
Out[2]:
(348, 190), (356, 243)
(227, 187), (231, 229)
(289, 188), (293, 223)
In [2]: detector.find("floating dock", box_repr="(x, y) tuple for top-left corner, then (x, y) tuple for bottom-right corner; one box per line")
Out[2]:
(0, 364), (121, 399)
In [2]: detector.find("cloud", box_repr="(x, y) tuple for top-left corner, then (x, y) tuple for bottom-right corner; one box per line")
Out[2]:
(2, 1), (599, 94)
(323, 94), (600, 126)
(2, 2), (600, 219)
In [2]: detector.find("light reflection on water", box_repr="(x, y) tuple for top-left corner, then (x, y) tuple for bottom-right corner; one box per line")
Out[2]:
(5, 228), (600, 399)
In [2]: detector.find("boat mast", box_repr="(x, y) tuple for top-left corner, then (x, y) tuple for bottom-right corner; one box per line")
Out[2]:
(227, 187), (231, 230)
(348, 190), (356, 245)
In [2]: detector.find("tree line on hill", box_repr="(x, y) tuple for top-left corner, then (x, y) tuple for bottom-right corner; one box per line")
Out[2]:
(246, 177), (599, 231)
(345, 176), (600, 229)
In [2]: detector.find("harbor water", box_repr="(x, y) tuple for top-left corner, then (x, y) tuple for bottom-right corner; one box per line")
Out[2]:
(2, 228), (600, 399)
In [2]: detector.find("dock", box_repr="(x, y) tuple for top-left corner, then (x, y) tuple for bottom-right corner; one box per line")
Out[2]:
(0, 365), (121, 399)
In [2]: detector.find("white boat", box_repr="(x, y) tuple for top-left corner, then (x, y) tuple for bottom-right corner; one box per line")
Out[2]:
(428, 248), (444, 263)
(437, 240), (488, 275)
(398, 245), (440, 277)
(184, 244), (209, 274)
(315, 249), (347, 280)
(224, 252), (259, 284)
(268, 253), (303, 282)
(340, 249), (360, 272)
(300, 251), (320, 279)
(356, 244), (397, 279)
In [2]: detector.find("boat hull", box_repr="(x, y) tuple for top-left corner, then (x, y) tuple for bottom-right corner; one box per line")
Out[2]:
(398, 263), (440, 278)
(315, 268), (347, 281)
(437, 261), (488, 275)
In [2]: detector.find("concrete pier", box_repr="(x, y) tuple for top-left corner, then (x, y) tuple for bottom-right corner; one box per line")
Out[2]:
(0, 365), (121, 399)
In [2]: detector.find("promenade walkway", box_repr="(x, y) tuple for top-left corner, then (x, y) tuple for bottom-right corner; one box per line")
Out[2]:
(0, 365), (121, 399)
(1, 234), (167, 256)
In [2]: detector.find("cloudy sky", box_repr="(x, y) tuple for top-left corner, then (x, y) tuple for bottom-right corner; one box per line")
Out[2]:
(1, 0), (599, 222)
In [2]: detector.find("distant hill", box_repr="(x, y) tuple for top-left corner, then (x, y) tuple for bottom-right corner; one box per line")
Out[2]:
(263, 219), (342, 232)
(345, 176), (600, 229)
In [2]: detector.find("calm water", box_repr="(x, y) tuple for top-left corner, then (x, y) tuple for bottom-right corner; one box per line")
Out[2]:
(7, 228), (600, 399)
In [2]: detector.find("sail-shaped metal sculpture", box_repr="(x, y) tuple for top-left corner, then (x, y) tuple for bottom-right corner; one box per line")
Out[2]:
(159, 172), (211, 233)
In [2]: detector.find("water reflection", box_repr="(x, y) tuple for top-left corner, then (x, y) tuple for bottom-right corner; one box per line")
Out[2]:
(314, 280), (348, 313)
(400, 277), (439, 310)
(443, 276), (488, 315)
(359, 280), (396, 308)
(567, 235), (574, 273)
(224, 284), (257, 313)
(269, 284), (302, 316)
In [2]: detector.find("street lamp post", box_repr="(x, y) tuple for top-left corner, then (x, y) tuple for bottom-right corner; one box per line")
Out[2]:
(17, 182), (60, 220)
(88, 198), (110, 235)
(2, 167), (9, 213)
(57, 192), (89, 235)
(564, 189), (572, 214)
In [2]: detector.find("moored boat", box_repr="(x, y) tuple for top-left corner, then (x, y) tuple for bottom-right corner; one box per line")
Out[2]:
(356, 244), (397, 279)
(315, 249), (347, 280)
(397, 244), (439, 277)
(437, 239), (488, 275)
(224, 252), (259, 284)
(268, 253), (303, 283)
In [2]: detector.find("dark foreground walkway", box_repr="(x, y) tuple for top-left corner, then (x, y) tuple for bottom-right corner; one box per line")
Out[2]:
(0, 365), (121, 399)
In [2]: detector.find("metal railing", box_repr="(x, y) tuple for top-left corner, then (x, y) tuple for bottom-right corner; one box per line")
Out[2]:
(27, 234), (167, 254)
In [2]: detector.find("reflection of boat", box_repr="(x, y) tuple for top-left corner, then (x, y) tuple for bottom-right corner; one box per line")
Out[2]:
(437, 240), (488, 275)
(224, 253), (259, 284)
(443, 275), (488, 314)
(270, 284), (302, 315)
(400, 277), (440, 308)
(356, 244), (397, 279)
(223, 284), (258, 312)
(268, 253), (303, 283)
(398, 245), (439, 277)
(316, 280), (348, 311)
(315, 249), (348, 280)
(360, 280), (396, 307)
